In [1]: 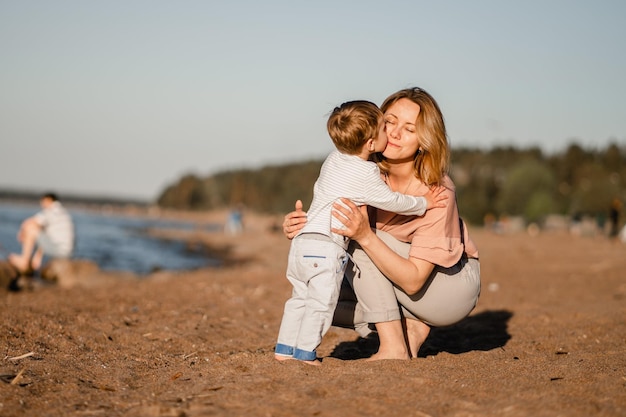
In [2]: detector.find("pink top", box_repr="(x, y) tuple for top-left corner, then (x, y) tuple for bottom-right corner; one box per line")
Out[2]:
(373, 174), (479, 268)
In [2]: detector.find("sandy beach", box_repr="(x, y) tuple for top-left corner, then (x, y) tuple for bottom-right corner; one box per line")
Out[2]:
(1, 210), (625, 417)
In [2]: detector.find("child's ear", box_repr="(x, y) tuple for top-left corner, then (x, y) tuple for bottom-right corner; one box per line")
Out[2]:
(366, 138), (376, 151)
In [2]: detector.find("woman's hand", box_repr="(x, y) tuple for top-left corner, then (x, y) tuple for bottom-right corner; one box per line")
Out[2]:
(283, 200), (307, 239)
(333, 198), (435, 296)
(331, 198), (375, 244)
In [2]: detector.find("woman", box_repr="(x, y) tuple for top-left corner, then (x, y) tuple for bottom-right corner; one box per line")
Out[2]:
(283, 87), (481, 360)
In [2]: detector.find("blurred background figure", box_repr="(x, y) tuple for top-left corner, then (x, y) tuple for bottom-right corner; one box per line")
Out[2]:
(8, 192), (75, 274)
(225, 205), (244, 235)
(608, 198), (622, 240)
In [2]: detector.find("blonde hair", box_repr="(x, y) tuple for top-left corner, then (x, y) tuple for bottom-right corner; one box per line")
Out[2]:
(327, 100), (382, 155)
(376, 87), (450, 186)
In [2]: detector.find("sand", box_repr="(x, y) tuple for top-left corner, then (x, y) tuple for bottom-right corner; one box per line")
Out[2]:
(1, 210), (625, 417)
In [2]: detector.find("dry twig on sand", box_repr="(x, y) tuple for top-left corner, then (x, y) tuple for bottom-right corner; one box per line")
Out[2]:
(7, 351), (35, 361)
(10, 369), (25, 385)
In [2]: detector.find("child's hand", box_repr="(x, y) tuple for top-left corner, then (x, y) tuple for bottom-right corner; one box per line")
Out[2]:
(283, 200), (307, 239)
(424, 186), (448, 210)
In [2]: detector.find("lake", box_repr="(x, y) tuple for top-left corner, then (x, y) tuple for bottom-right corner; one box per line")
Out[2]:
(0, 202), (221, 274)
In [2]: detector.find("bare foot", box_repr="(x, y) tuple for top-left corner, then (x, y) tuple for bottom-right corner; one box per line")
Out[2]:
(366, 320), (410, 361)
(8, 254), (31, 274)
(365, 350), (410, 361)
(404, 318), (431, 358)
(274, 355), (321, 366)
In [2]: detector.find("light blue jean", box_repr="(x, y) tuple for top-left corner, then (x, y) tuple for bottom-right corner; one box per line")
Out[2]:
(276, 233), (347, 361)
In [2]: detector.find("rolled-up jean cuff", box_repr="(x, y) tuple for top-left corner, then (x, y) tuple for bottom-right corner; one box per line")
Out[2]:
(360, 308), (402, 324)
(275, 343), (294, 357)
(293, 348), (317, 361)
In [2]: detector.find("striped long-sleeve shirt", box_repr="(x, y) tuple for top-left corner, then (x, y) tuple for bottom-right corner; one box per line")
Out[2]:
(300, 150), (427, 249)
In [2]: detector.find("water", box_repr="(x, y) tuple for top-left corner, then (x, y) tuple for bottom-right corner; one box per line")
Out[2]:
(0, 202), (221, 274)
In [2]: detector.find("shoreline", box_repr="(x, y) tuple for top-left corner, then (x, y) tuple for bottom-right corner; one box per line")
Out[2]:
(0, 204), (276, 281)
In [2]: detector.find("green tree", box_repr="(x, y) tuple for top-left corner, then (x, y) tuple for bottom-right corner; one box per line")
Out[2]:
(497, 159), (557, 222)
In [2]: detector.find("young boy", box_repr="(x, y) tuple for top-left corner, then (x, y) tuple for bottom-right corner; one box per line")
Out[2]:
(274, 101), (447, 365)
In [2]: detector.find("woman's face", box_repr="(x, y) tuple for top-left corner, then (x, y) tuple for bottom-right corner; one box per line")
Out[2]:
(382, 98), (420, 161)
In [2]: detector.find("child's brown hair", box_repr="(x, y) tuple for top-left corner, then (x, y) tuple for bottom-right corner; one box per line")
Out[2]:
(327, 100), (382, 155)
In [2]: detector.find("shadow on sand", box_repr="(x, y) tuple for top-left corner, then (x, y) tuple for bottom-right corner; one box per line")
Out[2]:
(329, 310), (513, 360)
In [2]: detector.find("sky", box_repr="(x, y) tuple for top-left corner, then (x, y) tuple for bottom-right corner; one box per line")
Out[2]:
(1, 1), (625, 201)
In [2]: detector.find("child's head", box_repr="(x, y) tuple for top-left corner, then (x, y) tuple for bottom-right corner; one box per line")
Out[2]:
(327, 100), (383, 155)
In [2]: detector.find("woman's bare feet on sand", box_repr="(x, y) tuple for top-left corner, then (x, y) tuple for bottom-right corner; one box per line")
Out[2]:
(274, 354), (321, 366)
(365, 350), (410, 361)
(366, 320), (410, 361)
(404, 318), (431, 358)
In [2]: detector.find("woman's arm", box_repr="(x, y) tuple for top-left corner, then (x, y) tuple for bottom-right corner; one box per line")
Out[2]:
(282, 200), (307, 239)
(331, 198), (435, 295)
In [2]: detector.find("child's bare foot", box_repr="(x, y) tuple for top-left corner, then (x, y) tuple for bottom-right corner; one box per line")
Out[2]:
(275, 354), (321, 366)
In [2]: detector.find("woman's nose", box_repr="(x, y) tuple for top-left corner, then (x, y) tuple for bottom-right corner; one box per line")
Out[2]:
(387, 125), (400, 139)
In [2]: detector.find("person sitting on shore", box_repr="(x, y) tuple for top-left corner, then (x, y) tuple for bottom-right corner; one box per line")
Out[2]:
(274, 100), (447, 365)
(9, 192), (75, 274)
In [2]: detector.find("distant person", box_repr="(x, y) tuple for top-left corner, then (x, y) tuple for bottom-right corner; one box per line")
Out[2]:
(225, 206), (244, 235)
(274, 100), (447, 365)
(8, 192), (75, 274)
(608, 198), (622, 239)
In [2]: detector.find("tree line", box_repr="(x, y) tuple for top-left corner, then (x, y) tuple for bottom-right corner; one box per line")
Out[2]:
(157, 143), (626, 226)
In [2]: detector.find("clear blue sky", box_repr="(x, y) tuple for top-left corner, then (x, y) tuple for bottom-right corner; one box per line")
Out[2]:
(1, 1), (625, 201)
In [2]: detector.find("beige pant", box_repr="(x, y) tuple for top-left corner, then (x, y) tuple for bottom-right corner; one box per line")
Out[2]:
(333, 230), (481, 334)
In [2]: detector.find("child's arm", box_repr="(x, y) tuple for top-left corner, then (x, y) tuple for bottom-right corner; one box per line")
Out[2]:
(357, 169), (448, 216)
(422, 186), (448, 210)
